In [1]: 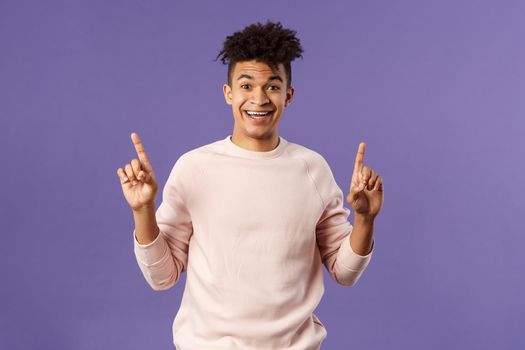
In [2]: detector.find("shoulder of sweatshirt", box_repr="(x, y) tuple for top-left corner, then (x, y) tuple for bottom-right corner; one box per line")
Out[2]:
(285, 142), (333, 178)
(161, 140), (222, 204)
(168, 139), (223, 175)
(285, 142), (339, 207)
(285, 140), (323, 159)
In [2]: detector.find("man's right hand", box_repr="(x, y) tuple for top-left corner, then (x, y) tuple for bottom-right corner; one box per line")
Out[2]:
(117, 132), (158, 211)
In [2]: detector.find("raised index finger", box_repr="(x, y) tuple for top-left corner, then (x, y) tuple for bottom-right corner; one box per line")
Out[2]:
(131, 132), (153, 172)
(353, 142), (366, 176)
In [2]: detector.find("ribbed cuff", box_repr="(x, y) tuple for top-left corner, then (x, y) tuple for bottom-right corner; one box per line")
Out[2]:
(337, 233), (374, 271)
(133, 229), (170, 266)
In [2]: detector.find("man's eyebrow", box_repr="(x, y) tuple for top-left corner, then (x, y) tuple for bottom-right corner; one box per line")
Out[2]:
(236, 74), (284, 83)
(237, 74), (253, 81)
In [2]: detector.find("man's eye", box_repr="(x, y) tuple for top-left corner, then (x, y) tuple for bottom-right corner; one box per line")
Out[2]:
(267, 85), (280, 91)
(240, 84), (250, 89)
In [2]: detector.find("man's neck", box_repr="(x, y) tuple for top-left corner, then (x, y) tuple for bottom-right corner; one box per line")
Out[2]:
(230, 134), (280, 152)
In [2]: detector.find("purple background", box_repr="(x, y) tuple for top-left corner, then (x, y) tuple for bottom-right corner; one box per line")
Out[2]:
(1, 1), (524, 349)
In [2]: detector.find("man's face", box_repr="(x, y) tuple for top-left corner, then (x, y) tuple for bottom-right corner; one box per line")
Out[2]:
(223, 60), (294, 145)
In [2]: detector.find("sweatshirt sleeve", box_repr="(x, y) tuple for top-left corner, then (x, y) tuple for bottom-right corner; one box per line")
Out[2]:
(310, 153), (375, 286)
(133, 154), (194, 291)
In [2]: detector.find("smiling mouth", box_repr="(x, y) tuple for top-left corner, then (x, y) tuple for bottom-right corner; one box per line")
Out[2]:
(244, 110), (274, 120)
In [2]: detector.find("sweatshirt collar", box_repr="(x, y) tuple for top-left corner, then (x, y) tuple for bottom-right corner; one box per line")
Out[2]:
(223, 135), (288, 160)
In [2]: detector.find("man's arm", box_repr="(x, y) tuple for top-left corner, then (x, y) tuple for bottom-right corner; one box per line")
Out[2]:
(349, 214), (374, 256)
(133, 203), (160, 245)
(117, 132), (189, 291)
(132, 156), (195, 291)
(311, 151), (374, 287)
(346, 142), (383, 256)
(314, 142), (383, 286)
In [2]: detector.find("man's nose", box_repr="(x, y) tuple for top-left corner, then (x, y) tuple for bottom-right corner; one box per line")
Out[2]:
(250, 87), (269, 106)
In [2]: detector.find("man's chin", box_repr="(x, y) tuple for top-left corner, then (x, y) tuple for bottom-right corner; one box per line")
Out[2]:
(245, 128), (279, 141)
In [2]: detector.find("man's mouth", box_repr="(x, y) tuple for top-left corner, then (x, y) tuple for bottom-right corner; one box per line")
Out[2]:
(244, 110), (274, 120)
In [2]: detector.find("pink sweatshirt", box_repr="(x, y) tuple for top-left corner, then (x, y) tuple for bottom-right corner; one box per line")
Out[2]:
(133, 135), (374, 350)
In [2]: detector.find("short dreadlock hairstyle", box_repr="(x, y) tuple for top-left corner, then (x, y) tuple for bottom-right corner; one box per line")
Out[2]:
(216, 21), (303, 88)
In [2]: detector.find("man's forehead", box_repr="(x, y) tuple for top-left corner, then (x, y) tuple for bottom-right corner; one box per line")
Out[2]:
(233, 60), (285, 79)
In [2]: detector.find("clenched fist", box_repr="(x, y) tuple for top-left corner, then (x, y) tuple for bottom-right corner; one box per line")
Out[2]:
(116, 132), (158, 211)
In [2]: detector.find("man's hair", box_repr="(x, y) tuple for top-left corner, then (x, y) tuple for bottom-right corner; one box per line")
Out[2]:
(216, 21), (303, 88)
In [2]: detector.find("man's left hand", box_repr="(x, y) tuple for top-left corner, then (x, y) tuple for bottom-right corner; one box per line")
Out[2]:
(346, 142), (384, 219)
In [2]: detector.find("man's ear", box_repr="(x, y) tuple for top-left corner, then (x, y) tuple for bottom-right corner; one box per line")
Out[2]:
(284, 86), (295, 107)
(223, 84), (233, 105)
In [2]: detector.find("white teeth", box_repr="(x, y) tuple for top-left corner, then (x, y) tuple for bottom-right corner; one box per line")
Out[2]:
(246, 111), (271, 116)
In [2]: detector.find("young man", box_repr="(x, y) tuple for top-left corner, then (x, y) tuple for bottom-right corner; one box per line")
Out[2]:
(117, 21), (383, 350)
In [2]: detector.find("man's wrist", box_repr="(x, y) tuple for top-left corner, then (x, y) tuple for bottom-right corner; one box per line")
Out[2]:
(350, 214), (375, 256)
(132, 202), (156, 215)
(353, 213), (375, 227)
